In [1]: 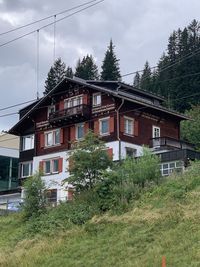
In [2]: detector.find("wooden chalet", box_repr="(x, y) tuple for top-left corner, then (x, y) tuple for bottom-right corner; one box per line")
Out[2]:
(9, 77), (200, 202)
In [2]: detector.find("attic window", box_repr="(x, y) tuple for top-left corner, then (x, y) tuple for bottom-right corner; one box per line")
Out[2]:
(92, 93), (101, 106)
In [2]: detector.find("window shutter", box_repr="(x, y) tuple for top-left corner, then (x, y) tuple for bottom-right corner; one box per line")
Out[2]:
(109, 117), (114, 133)
(68, 189), (74, 201)
(120, 116), (124, 133)
(94, 120), (99, 135)
(70, 126), (76, 142)
(59, 100), (64, 110)
(107, 148), (113, 159)
(84, 122), (89, 135)
(60, 128), (64, 143)
(134, 120), (139, 136)
(39, 161), (44, 172)
(40, 133), (45, 148)
(58, 158), (63, 173)
(83, 94), (88, 104)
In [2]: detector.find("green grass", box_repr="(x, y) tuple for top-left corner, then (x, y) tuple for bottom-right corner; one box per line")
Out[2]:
(1, 164), (200, 266)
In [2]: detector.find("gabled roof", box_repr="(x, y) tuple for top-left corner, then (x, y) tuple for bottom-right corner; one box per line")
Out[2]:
(9, 77), (189, 135)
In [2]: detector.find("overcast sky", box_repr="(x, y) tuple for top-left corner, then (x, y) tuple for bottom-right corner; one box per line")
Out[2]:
(0, 0), (199, 132)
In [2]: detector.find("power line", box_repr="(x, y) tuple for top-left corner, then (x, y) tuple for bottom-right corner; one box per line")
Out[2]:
(0, 112), (18, 118)
(122, 47), (200, 79)
(0, 0), (99, 37)
(0, 0), (104, 48)
(0, 99), (37, 112)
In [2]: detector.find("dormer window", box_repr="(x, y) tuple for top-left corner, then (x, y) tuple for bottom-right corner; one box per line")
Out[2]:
(93, 93), (101, 106)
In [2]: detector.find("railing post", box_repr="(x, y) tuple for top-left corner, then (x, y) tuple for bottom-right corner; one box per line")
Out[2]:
(162, 256), (166, 267)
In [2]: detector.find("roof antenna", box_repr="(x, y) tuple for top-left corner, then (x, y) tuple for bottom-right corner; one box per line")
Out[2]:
(36, 29), (40, 100)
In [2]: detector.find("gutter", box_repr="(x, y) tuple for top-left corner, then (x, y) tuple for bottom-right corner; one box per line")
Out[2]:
(116, 95), (124, 162)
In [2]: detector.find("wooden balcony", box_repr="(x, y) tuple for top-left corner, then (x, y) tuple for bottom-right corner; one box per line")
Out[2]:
(49, 104), (90, 125)
(149, 136), (195, 151)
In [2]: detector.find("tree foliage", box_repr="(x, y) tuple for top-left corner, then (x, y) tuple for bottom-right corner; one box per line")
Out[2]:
(101, 39), (121, 81)
(75, 54), (99, 80)
(22, 172), (47, 219)
(181, 105), (200, 150)
(140, 19), (200, 112)
(44, 58), (68, 95)
(67, 131), (113, 191)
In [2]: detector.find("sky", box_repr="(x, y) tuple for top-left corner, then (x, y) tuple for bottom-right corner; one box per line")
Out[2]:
(0, 0), (200, 132)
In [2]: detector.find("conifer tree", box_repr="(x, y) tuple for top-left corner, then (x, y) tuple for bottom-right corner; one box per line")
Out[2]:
(100, 39), (121, 81)
(75, 55), (99, 80)
(44, 58), (67, 95)
(133, 71), (140, 88)
(66, 66), (74, 78)
(140, 61), (152, 91)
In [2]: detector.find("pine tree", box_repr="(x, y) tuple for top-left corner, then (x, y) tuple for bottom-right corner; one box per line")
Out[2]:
(66, 66), (73, 78)
(44, 58), (67, 95)
(75, 55), (99, 80)
(133, 71), (140, 88)
(140, 61), (152, 91)
(100, 39), (121, 81)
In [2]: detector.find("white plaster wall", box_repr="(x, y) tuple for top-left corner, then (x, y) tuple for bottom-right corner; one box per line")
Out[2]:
(105, 141), (143, 160)
(33, 150), (71, 202)
(0, 147), (19, 158)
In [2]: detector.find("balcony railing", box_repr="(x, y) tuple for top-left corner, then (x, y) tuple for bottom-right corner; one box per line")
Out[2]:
(49, 104), (90, 123)
(149, 136), (195, 150)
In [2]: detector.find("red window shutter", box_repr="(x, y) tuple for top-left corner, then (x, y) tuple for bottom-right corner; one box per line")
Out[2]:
(94, 120), (99, 135)
(40, 133), (45, 148)
(60, 128), (64, 143)
(39, 161), (44, 172)
(84, 122), (89, 135)
(109, 117), (114, 133)
(120, 116), (124, 133)
(83, 94), (88, 104)
(59, 100), (64, 110)
(134, 120), (139, 137)
(70, 126), (76, 142)
(68, 189), (74, 201)
(107, 148), (113, 159)
(58, 158), (63, 173)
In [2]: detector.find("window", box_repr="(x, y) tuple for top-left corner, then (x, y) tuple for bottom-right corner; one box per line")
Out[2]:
(124, 117), (134, 135)
(45, 189), (57, 203)
(45, 129), (60, 147)
(48, 105), (55, 117)
(64, 95), (83, 109)
(43, 158), (60, 174)
(152, 126), (160, 138)
(76, 123), (84, 140)
(21, 162), (33, 178)
(160, 161), (183, 176)
(93, 93), (101, 106)
(22, 135), (34, 151)
(125, 147), (137, 158)
(100, 118), (109, 135)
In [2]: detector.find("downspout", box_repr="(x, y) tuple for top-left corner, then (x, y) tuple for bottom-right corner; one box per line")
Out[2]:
(116, 98), (124, 162)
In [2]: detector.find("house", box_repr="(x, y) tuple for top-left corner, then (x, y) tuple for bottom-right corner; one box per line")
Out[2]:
(0, 133), (20, 208)
(9, 77), (200, 202)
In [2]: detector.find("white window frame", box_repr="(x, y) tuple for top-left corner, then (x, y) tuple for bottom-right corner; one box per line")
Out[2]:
(22, 134), (34, 151)
(152, 126), (160, 138)
(44, 129), (60, 147)
(43, 158), (60, 175)
(99, 117), (109, 136)
(47, 105), (55, 117)
(21, 161), (33, 178)
(92, 93), (101, 107)
(75, 123), (84, 140)
(124, 116), (134, 136)
(160, 161), (184, 176)
(125, 147), (137, 158)
(64, 95), (83, 109)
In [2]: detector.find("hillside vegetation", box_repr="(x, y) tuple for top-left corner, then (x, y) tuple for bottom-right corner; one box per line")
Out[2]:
(1, 162), (200, 267)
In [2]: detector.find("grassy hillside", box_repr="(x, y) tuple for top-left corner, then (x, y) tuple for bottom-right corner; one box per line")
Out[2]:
(1, 164), (200, 266)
